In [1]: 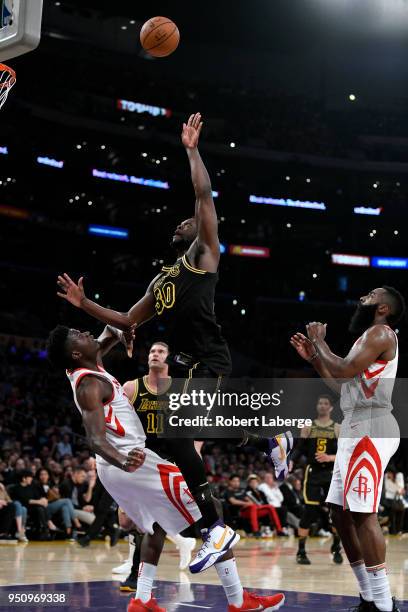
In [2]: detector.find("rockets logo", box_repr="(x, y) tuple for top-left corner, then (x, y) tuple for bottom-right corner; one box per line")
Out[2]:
(352, 474), (372, 502)
(344, 436), (382, 512)
(158, 464), (196, 525)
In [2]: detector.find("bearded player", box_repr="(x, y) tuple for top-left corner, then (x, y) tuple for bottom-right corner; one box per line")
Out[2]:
(291, 286), (405, 612)
(56, 113), (292, 571)
(46, 324), (286, 612)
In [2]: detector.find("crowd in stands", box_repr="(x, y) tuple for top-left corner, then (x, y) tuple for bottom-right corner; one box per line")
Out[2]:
(1, 339), (407, 543)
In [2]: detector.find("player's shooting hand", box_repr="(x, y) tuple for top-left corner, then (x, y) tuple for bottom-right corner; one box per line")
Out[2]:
(306, 322), (327, 343)
(182, 112), (203, 149)
(290, 333), (316, 362)
(121, 324), (136, 358)
(123, 448), (146, 472)
(57, 273), (86, 308)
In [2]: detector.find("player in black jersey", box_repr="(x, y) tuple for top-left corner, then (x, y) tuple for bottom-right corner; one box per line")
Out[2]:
(291, 395), (343, 565)
(57, 113), (291, 572)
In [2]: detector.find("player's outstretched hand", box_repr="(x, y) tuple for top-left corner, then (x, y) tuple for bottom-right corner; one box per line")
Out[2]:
(290, 332), (316, 361)
(123, 448), (146, 472)
(182, 112), (203, 149)
(57, 273), (86, 307)
(121, 324), (136, 358)
(306, 322), (327, 343)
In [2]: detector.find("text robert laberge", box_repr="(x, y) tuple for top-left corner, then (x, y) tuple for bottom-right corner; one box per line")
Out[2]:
(168, 415), (312, 428)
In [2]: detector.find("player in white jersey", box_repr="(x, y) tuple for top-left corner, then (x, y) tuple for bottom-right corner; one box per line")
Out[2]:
(46, 324), (286, 612)
(291, 286), (405, 612)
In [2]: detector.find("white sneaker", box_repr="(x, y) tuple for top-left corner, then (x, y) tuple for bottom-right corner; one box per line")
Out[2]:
(178, 537), (196, 570)
(267, 431), (293, 480)
(189, 520), (240, 574)
(317, 529), (331, 537)
(112, 534), (135, 574)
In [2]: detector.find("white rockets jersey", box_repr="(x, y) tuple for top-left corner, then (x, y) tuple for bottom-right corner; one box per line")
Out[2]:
(340, 326), (398, 415)
(66, 365), (146, 465)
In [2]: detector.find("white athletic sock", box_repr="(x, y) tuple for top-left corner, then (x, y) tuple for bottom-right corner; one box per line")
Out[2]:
(367, 564), (393, 611)
(215, 558), (244, 607)
(135, 561), (157, 603)
(350, 560), (373, 602)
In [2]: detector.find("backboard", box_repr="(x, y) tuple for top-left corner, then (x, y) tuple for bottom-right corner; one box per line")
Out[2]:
(0, 0), (43, 62)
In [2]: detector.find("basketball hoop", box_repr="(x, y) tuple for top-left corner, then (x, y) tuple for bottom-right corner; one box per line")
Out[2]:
(0, 63), (16, 109)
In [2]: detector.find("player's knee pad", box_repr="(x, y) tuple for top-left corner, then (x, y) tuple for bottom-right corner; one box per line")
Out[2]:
(190, 481), (213, 504)
(299, 504), (319, 530)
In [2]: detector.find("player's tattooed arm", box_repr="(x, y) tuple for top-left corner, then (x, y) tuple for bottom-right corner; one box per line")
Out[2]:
(77, 376), (145, 472)
(182, 113), (219, 272)
(306, 322), (395, 379)
(57, 273), (157, 333)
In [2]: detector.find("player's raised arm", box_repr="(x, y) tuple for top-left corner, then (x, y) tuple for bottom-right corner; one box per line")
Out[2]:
(96, 325), (136, 360)
(57, 273), (157, 332)
(77, 376), (145, 472)
(182, 113), (219, 270)
(290, 332), (341, 393)
(306, 322), (395, 379)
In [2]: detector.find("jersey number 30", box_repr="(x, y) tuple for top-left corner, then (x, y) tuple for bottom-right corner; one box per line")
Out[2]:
(154, 282), (175, 315)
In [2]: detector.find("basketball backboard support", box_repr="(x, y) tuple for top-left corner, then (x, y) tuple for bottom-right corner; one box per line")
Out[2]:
(0, 0), (43, 62)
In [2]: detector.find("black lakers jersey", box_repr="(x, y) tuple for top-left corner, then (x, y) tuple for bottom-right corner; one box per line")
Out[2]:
(152, 254), (231, 374)
(304, 420), (338, 469)
(128, 375), (172, 455)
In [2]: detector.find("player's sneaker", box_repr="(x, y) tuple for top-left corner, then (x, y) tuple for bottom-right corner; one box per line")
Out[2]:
(113, 559), (133, 574)
(332, 549), (343, 564)
(120, 574), (138, 592)
(189, 520), (240, 574)
(348, 594), (372, 611)
(127, 596), (166, 612)
(266, 431), (293, 480)
(113, 534), (135, 573)
(178, 537), (196, 570)
(296, 551), (311, 565)
(228, 590), (285, 612)
(369, 598), (400, 612)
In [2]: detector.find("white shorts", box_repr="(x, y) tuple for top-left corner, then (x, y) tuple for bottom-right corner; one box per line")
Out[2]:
(326, 435), (400, 512)
(97, 448), (201, 536)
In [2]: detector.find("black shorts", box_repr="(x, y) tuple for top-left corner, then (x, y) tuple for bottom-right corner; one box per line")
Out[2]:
(303, 464), (333, 506)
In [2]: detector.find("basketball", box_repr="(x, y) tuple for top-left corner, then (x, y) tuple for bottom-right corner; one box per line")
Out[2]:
(140, 17), (180, 58)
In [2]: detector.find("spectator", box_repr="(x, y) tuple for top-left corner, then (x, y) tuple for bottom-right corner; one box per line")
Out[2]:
(57, 434), (73, 458)
(222, 474), (253, 529)
(10, 469), (50, 540)
(258, 472), (289, 533)
(242, 474), (283, 536)
(383, 471), (406, 535)
(0, 482), (17, 541)
(77, 476), (120, 548)
(280, 475), (303, 531)
(59, 467), (96, 526)
(36, 468), (81, 538)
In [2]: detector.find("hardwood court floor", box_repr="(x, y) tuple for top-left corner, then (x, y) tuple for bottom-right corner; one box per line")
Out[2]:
(0, 536), (407, 611)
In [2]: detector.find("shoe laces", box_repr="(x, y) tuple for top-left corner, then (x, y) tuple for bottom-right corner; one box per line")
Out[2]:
(196, 532), (210, 559)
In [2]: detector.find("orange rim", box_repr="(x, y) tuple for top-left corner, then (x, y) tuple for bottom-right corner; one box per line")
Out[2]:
(0, 63), (16, 82)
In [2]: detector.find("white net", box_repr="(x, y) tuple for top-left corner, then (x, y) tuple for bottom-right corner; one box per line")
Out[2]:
(0, 63), (15, 109)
